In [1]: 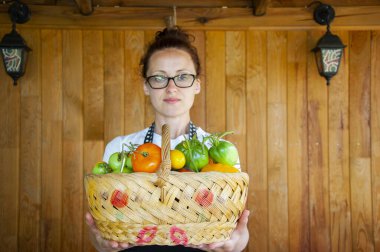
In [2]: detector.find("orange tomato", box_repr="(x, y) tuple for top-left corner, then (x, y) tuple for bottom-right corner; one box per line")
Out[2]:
(200, 163), (239, 173)
(170, 149), (186, 170)
(132, 143), (161, 173)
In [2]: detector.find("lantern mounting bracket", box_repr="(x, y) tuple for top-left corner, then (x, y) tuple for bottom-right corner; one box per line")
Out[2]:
(8, 1), (31, 24)
(313, 3), (335, 27)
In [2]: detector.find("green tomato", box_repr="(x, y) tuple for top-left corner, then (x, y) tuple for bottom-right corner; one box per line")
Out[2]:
(92, 161), (111, 174)
(126, 154), (133, 169)
(108, 152), (133, 173)
(175, 137), (209, 172)
(209, 140), (239, 166)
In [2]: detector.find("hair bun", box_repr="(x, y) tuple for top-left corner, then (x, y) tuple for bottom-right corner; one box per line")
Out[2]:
(155, 27), (194, 45)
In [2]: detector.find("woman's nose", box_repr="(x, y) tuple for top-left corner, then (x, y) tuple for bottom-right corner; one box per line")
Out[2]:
(166, 78), (177, 92)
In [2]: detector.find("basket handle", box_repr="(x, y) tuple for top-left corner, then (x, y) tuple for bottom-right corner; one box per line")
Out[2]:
(155, 124), (171, 189)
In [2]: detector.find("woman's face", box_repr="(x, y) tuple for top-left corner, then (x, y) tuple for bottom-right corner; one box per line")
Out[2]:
(144, 48), (200, 119)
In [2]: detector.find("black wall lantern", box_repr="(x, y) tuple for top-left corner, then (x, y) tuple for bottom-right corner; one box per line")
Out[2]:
(312, 2), (346, 85)
(0, 1), (31, 85)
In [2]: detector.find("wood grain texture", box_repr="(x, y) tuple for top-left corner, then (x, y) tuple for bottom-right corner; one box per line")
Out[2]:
(287, 30), (310, 252)
(93, 0), (251, 7)
(104, 30), (125, 143)
(189, 30), (206, 129)
(307, 30), (331, 252)
(349, 31), (374, 252)
(40, 29), (63, 252)
(143, 30), (157, 126)
(62, 29), (84, 252)
(267, 30), (289, 252)
(18, 28), (42, 251)
(371, 30), (380, 252)
(124, 30), (145, 134)
(1, 6), (380, 30)
(328, 31), (352, 252)
(226, 31), (246, 169)
(0, 27), (20, 251)
(246, 30), (268, 252)
(205, 31), (226, 132)
(83, 30), (104, 141)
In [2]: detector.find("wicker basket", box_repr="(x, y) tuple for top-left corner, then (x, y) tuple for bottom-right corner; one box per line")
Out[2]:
(85, 124), (249, 246)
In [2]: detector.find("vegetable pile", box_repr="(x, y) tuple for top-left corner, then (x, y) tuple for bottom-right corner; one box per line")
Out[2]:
(91, 131), (240, 174)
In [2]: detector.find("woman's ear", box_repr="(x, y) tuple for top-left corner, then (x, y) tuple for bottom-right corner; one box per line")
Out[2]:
(143, 83), (150, 95)
(194, 79), (201, 94)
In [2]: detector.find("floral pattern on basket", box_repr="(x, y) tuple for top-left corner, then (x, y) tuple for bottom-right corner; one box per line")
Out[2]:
(195, 189), (214, 207)
(110, 190), (128, 208)
(170, 226), (188, 245)
(136, 226), (158, 244)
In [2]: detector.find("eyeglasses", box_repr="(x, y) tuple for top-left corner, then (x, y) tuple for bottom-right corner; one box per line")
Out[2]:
(146, 74), (196, 89)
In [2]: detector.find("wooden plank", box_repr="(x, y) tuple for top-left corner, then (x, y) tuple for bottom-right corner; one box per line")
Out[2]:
(124, 30), (145, 134)
(94, 0), (380, 7)
(266, 31), (288, 252)
(371, 30), (380, 252)
(328, 31), (352, 252)
(144, 30), (157, 126)
(93, 0), (251, 7)
(272, 0), (380, 7)
(1, 6), (380, 30)
(349, 31), (374, 252)
(18, 28), (42, 251)
(61, 29), (83, 252)
(225, 31), (246, 168)
(246, 30), (268, 252)
(0, 27), (20, 251)
(307, 30), (331, 252)
(104, 30), (124, 143)
(287, 30), (310, 252)
(83, 30), (104, 141)
(82, 30), (103, 252)
(40, 29), (62, 252)
(189, 30), (206, 129)
(205, 31), (225, 132)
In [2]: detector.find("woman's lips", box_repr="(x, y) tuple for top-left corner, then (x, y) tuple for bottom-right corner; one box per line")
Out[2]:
(164, 98), (180, 104)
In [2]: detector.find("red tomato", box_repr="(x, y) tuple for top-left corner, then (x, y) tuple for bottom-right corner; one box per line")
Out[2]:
(132, 143), (161, 173)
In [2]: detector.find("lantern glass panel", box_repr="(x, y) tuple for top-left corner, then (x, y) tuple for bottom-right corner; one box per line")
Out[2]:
(1, 48), (24, 73)
(321, 48), (343, 74)
(314, 49), (323, 75)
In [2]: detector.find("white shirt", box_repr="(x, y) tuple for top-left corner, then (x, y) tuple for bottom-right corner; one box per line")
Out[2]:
(103, 127), (240, 169)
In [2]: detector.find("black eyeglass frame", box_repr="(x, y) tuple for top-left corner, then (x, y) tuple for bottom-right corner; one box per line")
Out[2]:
(145, 74), (197, 89)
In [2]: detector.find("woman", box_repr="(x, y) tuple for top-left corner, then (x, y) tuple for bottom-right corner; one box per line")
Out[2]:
(86, 27), (250, 252)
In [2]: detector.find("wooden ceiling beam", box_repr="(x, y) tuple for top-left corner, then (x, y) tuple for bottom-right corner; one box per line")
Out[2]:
(252, 0), (268, 16)
(92, 0), (251, 8)
(74, 0), (93, 15)
(0, 5), (379, 29)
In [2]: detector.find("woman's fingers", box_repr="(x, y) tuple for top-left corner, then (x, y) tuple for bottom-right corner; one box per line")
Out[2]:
(86, 211), (132, 251)
(204, 209), (250, 252)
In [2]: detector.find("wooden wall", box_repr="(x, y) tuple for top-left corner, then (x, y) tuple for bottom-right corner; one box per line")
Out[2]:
(0, 26), (380, 252)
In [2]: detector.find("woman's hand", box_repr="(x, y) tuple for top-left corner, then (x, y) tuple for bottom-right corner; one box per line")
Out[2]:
(198, 210), (250, 252)
(85, 212), (131, 252)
